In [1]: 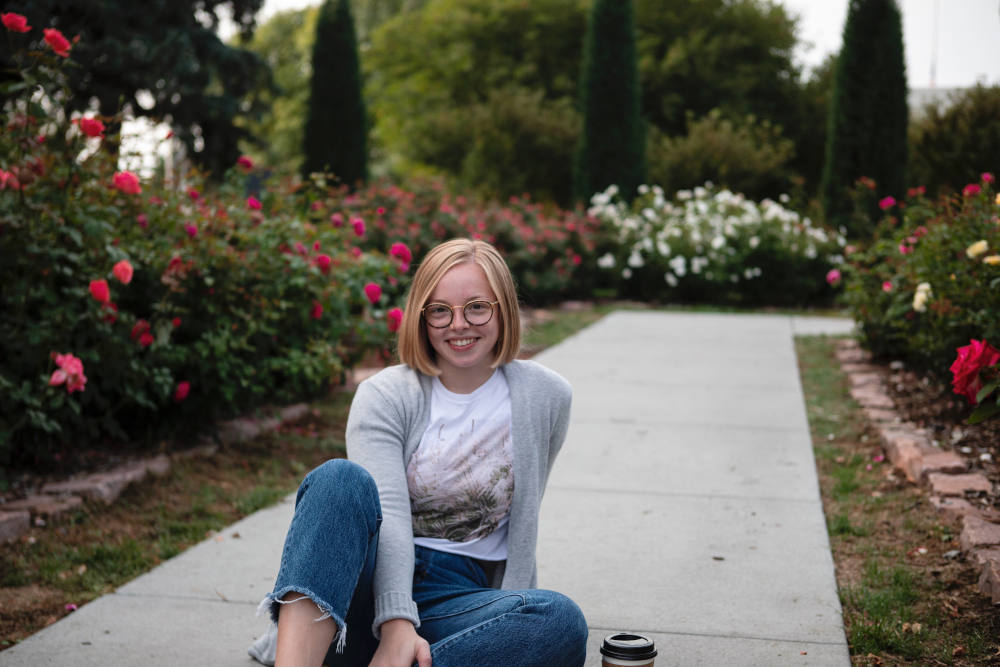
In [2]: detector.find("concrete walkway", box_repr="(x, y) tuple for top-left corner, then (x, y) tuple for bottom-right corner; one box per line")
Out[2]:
(1, 310), (854, 666)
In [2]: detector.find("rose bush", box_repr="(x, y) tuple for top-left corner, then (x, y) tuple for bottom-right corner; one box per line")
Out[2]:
(0, 24), (405, 470)
(290, 176), (602, 306)
(840, 174), (1000, 378)
(587, 183), (845, 306)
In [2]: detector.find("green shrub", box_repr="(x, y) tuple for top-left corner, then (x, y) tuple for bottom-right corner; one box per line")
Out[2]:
(646, 110), (796, 203)
(588, 182), (845, 306)
(841, 174), (1000, 373)
(909, 85), (1000, 198)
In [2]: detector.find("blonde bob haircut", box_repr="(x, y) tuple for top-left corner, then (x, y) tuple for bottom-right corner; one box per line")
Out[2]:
(397, 238), (521, 376)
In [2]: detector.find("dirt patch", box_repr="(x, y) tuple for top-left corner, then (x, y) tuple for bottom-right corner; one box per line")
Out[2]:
(0, 584), (69, 646)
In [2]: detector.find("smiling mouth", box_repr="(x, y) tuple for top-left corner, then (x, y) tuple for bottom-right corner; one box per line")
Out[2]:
(448, 338), (476, 349)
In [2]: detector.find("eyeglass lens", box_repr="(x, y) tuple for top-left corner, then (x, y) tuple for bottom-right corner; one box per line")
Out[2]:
(424, 300), (494, 327)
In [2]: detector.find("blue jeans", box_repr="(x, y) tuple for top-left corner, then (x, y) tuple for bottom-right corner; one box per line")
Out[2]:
(266, 459), (588, 666)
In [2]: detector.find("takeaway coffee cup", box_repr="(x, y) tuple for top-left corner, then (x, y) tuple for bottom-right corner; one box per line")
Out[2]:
(600, 632), (657, 667)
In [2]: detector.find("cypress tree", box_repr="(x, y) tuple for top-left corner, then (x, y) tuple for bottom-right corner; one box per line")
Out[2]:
(821, 0), (907, 237)
(302, 0), (367, 185)
(573, 0), (645, 204)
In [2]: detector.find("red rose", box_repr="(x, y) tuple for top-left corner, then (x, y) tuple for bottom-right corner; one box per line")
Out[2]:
(131, 319), (151, 341)
(363, 282), (382, 304)
(74, 117), (104, 138)
(112, 259), (133, 284)
(43, 28), (71, 57)
(237, 155), (254, 170)
(172, 317), (182, 328)
(138, 332), (154, 348)
(247, 196), (262, 210)
(387, 307), (403, 332)
(112, 171), (141, 195)
(174, 381), (190, 402)
(314, 254), (332, 273)
(310, 300), (323, 320)
(89, 279), (110, 303)
(950, 339), (1000, 404)
(2, 13), (30, 32)
(351, 217), (365, 236)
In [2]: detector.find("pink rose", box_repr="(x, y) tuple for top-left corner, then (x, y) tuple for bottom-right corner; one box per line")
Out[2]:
(314, 254), (332, 274)
(363, 282), (382, 304)
(878, 196), (896, 210)
(389, 242), (412, 265)
(184, 223), (198, 238)
(351, 247), (362, 259)
(898, 243), (912, 255)
(174, 381), (190, 402)
(330, 213), (343, 227)
(963, 183), (982, 197)
(136, 213), (148, 228)
(907, 186), (926, 198)
(247, 196), (262, 210)
(49, 353), (87, 393)
(187, 188), (200, 200)
(112, 171), (141, 195)
(2, 12), (30, 32)
(310, 300), (323, 320)
(43, 28), (70, 57)
(237, 155), (254, 170)
(112, 259), (134, 285)
(881, 281), (893, 292)
(387, 307), (403, 332)
(89, 279), (110, 303)
(983, 172), (995, 184)
(351, 217), (365, 236)
(950, 339), (1000, 404)
(825, 269), (841, 286)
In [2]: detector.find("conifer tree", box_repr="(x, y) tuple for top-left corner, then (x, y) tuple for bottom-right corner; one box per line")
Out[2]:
(821, 0), (907, 237)
(573, 0), (645, 204)
(302, 0), (367, 185)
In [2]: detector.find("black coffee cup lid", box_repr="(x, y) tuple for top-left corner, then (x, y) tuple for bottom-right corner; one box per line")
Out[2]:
(600, 633), (657, 660)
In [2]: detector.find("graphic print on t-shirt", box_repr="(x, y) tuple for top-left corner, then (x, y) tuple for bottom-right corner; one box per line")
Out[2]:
(407, 375), (513, 543)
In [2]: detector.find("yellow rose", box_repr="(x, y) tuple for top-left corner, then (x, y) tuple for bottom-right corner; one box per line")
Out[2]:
(984, 255), (1000, 265)
(995, 193), (1000, 205)
(966, 240), (989, 258)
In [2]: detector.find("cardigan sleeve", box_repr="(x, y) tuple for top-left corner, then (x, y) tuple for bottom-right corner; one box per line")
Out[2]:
(345, 377), (421, 636)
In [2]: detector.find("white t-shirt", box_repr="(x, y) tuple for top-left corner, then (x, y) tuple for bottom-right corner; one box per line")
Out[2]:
(408, 369), (513, 561)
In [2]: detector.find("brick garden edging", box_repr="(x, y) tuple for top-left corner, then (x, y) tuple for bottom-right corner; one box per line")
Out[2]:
(835, 339), (1000, 605)
(0, 402), (313, 544)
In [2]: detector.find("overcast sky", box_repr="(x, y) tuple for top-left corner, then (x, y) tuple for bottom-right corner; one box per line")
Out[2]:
(242, 0), (1000, 89)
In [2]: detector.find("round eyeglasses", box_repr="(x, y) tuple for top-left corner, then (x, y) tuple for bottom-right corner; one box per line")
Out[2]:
(421, 299), (499, 328)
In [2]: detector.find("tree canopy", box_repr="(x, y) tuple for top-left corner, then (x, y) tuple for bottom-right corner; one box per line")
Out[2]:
(0, 0), (271, 178)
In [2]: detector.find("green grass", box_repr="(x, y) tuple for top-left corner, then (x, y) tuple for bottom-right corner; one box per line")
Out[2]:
(796, 334), (997, 665)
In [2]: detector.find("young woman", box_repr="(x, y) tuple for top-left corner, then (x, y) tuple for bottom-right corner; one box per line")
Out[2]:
(250, 238), (587, 667)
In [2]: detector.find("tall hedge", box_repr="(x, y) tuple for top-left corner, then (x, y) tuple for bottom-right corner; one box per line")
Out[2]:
(573, 0), (645, 204)
(821, 0), (908, 237)
(302, 0), (368, 185)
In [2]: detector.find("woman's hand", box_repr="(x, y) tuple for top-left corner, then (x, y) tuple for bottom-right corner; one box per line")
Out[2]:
(369, 618), (432, 667)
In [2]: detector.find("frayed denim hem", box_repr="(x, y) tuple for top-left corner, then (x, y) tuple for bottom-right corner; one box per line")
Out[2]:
(256, 588), (348, 654)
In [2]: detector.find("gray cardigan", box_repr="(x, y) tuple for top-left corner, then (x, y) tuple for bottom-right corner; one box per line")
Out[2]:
(346, 359), (572, 635)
